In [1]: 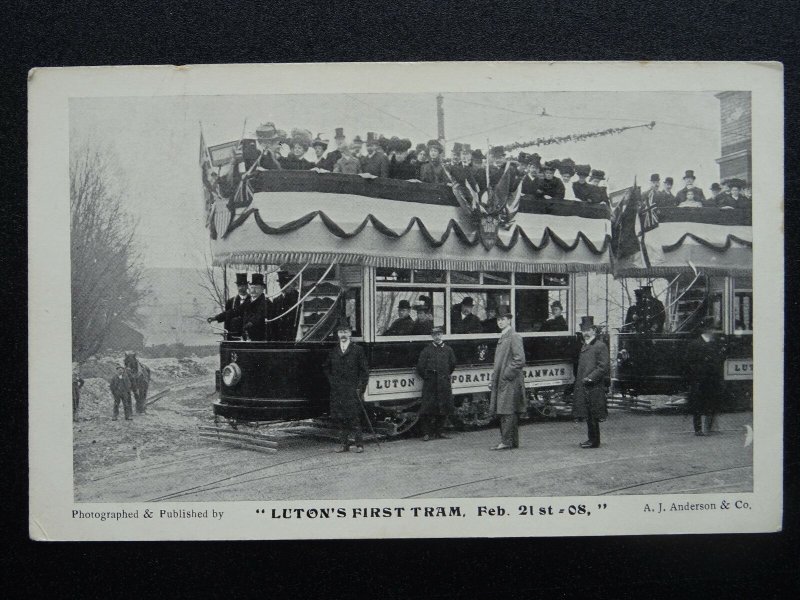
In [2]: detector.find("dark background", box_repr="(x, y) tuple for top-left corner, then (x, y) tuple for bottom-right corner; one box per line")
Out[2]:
(2, 0), (797, 597)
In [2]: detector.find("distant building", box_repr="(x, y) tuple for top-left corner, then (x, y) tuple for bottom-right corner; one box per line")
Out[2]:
(104, 321), (145, 351)
(715, 91), (752, 183)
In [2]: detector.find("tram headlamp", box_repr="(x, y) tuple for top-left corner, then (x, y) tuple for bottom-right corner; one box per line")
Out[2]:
(222, 363), (242, 387)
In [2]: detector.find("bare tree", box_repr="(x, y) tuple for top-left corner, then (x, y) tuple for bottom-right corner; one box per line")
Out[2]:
(71, 143), (146, 362)
(195, 249), (227, 314)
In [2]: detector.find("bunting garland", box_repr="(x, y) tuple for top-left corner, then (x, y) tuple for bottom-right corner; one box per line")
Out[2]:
(503, 122), (656, 152)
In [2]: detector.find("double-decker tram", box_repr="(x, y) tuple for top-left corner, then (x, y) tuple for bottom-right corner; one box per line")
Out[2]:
(612, 203), (752, 408)
(206, 165), (612, 434)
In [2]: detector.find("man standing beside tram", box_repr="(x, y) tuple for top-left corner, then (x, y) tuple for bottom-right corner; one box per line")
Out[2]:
(488, 309), (527, 450)
(416, 326), (457, 442)
(207, 272), (250, 341)
(572, 316), (610, 449)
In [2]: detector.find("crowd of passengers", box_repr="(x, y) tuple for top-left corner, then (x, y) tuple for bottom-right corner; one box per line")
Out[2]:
(206, 122), (752, 210)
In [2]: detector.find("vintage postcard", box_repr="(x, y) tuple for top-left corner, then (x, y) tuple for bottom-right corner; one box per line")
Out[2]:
(28, 62), (783, 540)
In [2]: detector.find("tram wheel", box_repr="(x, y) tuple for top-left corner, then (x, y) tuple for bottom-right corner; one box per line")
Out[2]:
(451, 393), (494, 430)
(373, 402), (421, 437)
(527, 388), (569, 420)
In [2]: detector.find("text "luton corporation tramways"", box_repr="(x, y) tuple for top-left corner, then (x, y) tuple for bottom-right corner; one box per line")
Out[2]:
(369, 364), (572, 397)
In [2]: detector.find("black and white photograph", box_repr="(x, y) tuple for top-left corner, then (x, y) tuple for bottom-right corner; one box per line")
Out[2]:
(28, 62), (783, 540)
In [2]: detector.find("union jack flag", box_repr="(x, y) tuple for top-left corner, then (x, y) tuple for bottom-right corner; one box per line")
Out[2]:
(638, 189), (660, 233)
(233, 177), (254, 208)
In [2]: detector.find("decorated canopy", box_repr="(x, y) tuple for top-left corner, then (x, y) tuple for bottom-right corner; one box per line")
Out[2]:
(207, 171), (611, 273)
(611, 191), (752, 277)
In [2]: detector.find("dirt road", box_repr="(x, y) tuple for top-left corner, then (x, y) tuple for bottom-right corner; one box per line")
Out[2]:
(75, 393), (753, 502)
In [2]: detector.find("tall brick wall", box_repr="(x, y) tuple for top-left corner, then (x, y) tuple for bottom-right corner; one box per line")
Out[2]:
(715, 91), (752, 183)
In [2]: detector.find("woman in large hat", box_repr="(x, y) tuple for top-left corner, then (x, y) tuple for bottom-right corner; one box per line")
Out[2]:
(587, 169), (609, 205)
(419, 139), (448, 184)
(311, 133), (331, 170)
(535, 160), (566, 201)
(280, 128), (315, 170)
(572, 164), (592, 202)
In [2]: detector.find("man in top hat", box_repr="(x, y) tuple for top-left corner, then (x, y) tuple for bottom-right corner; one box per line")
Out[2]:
(534, 160), (566, 201)
(416, 325), (457, 441)
(587, 170), (609, 204)
(110, 365), (133, 421)
(451, 142), (463, 164)
(323, 318), (370, 453)
(475, 146), (506, 194)
(709, 182), (723, 204)
(449, 143), (478, 189)
(684, 316), (724, 436)
(674, 170), (707, 207)
(488, 309), (526, 450)
(420, 140), (448, 184)
(572, 164), (593, 202)
(207, 272), (251, 340)
(412, 296), (435, 336)
(540, 300), (568, 332)
(280, 129), (315, 170)
(254, 122), (284, 171)
(362, 132), (390, 178)
(324, 128), (347, 170)
(383, 299), (416, 336)
(242, 273), (268, 341)
(452, 296), (483, 334)
(311, 134), (332, 171)
(572, 316), (609, 448)
(268, 270), (300, 341)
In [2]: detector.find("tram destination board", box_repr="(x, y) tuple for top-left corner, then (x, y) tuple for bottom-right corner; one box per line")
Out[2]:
(28, 61), (783, 541)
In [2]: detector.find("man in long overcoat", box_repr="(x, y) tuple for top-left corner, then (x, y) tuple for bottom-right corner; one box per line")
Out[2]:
(416, 326), (457, 441)
(110, 366), (133, 421)
(242, 273), (268, 341)
(489, 310), (527, 450)
(572, 316), (610, 448)
(208, 272), (250, 340)
(323, 320), (370, 453)
(685, 318), (724, 435)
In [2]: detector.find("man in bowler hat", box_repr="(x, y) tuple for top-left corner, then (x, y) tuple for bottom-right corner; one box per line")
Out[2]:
(488, 310), (527, 450)
(452, 296), (483, 334)
(208, 272), (250, 340)
(383, 299), (416, 336)
(323, 319), (370, 453)
(540, 300), (568, 332)
(572, 316), (610, 448)
(416, 326), (457, 441)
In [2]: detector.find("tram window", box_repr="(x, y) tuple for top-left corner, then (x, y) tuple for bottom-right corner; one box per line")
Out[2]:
(376, 268), (411, 283)
(450, 290), (510, 334)
(733, 276), (753, 332)
(515, 289), (569, 333)
(413, 269), (446, 283)
(515, 273), (542, 286)
(483, 271), (512, 285)
(451, 271), (481, 284)
(375, 289), (445, 336)
(708, 292), (724, 331)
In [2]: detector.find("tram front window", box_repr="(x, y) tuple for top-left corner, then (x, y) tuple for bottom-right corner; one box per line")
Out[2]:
(376, 290), (446, 336)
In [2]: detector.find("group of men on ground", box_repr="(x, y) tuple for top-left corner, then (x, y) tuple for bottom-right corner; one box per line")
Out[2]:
(207, 272), (299, 341)
(324, 311), (611, 453)
(644, 170), (752, 210)
(210, 122), (612, 205)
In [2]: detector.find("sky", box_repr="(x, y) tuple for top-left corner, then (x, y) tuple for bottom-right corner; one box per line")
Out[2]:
(70, 91), (726, 269)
